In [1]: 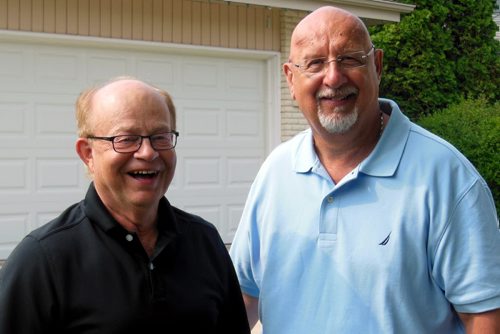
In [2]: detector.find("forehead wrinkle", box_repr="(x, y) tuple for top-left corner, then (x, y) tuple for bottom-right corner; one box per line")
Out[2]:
(289, 7), (371, 61)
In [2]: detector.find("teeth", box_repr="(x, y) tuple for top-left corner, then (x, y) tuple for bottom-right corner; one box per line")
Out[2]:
(132, 171), (156, 175)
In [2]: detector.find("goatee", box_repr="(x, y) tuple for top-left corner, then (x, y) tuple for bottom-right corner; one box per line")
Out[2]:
(316, 86), (359, 134)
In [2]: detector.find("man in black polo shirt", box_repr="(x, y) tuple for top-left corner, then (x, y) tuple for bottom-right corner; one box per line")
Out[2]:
(0, 77), (250, 334)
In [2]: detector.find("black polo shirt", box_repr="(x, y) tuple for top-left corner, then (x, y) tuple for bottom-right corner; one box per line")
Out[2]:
(0, 183), (249, 334)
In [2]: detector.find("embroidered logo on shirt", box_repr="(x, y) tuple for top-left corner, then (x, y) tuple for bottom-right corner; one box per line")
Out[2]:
(379, 232), (391, 246)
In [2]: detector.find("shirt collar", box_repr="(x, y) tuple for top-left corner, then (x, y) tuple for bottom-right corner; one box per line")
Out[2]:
(83, 182), (180, 237)
(293, 128), (317, 173)
(359, 98), (410, 177)
(292, 98), (410, 178)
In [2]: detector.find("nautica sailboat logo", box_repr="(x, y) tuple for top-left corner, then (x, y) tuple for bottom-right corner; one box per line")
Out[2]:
(379, 232), (391, 246)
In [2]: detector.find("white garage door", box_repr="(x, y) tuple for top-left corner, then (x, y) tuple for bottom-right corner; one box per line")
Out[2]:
(0, 32), (279, 258)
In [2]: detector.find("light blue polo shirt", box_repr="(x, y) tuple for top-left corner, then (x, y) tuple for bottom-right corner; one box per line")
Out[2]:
(230, 99), (500, 334)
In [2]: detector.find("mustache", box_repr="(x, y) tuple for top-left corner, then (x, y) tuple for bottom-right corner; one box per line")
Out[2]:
(316, 86), (359, 99)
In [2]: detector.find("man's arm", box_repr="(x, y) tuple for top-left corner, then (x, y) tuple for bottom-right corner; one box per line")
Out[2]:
(243, 293), (259, 330)
(458, 309), (500, 334)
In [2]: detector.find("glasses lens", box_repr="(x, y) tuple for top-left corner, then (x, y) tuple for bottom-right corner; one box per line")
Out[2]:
(304, 58), (327, 74)
(113, 135), (141, 153)
(299, 48), (372, 76)
(151, 133), (177, 150)
(339, 51), (366, 68)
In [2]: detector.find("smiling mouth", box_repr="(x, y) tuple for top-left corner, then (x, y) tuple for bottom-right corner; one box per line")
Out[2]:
(321, 92), (357, 101)
(317, 87), (359, 102)
(128, 170), (159, 179)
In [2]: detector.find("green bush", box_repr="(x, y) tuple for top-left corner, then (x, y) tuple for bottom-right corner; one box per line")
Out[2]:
(417, 98), (500, 217)
(369, 0), (500, 120)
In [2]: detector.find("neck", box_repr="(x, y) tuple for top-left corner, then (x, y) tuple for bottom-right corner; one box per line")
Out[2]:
(314, 110), (384, 183)
(106, 204), (159, 257)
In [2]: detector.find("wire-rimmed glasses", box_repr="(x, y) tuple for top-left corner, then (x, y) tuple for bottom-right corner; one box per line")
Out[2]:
(87, 131), (179, 153)
(291, 45), (375, 77)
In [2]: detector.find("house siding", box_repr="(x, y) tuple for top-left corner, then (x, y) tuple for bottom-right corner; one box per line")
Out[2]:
(0, 0), (281, 51)
(280, 9), (309, 141)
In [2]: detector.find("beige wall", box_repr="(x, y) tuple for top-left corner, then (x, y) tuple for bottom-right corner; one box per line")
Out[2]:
(0, 0), (281, 51)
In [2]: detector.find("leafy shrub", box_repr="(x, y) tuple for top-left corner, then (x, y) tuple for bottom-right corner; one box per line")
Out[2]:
(370, 0), (500, 120)
(417, 98), (499, 217)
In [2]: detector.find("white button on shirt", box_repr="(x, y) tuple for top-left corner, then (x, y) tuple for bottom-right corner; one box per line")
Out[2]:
(125, 234), (133, 242)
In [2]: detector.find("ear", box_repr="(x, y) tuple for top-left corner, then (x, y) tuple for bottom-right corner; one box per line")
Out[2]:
(76, 138), (94, 173)
(374, 48), (384, 84)
(283, 62), (296, 100)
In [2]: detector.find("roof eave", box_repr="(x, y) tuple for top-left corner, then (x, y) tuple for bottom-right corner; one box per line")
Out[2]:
(224, 0), (415, 23)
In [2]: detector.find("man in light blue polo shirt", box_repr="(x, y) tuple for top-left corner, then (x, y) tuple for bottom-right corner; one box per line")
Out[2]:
(229, 6), (500, 333)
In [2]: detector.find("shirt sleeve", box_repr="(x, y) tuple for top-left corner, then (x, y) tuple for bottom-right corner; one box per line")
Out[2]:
(431, 179), (500, 313)
(0, 235), (59, 334)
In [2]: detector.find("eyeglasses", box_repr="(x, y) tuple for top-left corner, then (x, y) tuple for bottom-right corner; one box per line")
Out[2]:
(292, 45), (375, 77)
(87, 131), (179, 153)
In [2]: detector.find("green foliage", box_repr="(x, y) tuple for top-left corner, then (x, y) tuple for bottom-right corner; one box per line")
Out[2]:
(417, 98), (500, 216)
(369, 0), (500, 120)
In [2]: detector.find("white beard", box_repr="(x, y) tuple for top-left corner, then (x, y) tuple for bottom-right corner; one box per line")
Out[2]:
(318, 103), (359, 134)
(316, 87), (359, 134)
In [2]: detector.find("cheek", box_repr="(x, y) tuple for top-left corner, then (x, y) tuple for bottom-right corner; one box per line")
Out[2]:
(92, 153), (127, 178)
(295, 80), (321, 109)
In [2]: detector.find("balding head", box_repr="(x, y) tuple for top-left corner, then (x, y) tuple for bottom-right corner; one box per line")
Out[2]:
(76, 77), (176, 137)
(289, 6), (371, 62)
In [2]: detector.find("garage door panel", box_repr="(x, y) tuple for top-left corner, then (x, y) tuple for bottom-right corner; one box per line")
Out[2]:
(35, 102), (77, 136)
(86, 55), (132, 83)
(0, 47), (32, 86)
(183, 157), (221, 188)
(226, 108), (261, 138)
(227, 204), (245, 237)
(179, 101), (264, 145)
(35, 51), (80, 83)
(0, 159), (29, 191)
(0, 94), (77, 146)
(176, 154), (261, 187)
(227, 157), (262, 186)
(182, 107), (221, 137)
(36, 158), (82, 190)
(0, 152), (88, 195)
(181, 60), (221, 92)
(0, 101), (28, 134)
(136, 58), (176, 87)
(225, 62), (264, 101)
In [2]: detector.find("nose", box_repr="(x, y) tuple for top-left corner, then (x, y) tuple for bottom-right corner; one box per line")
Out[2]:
(322, 60), (347, 88)
(134, 137), (159, 161)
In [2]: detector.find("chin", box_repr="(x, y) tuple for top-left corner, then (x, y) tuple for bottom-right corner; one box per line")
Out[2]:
(319, 109), (358, 134)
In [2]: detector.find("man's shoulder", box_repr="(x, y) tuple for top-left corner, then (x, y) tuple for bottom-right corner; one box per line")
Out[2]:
(28, 201), (87, 241)
(169, 206), (228, 252)
(171, 206), (217, 232)
(407, 123), (480, 173)
(262, 128), (312, 169)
